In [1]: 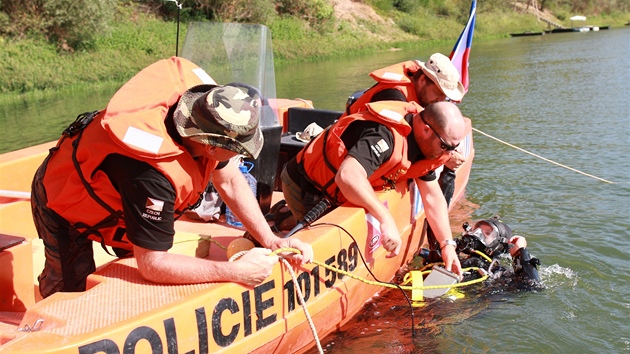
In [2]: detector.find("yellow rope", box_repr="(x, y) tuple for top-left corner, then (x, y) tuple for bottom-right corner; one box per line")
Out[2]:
(207, 237), (227, 251)
(473, 249), (493, 262)
(272, 247), (489, 291)
(195, 243), (489, 291)
(176, 241), (490, 292)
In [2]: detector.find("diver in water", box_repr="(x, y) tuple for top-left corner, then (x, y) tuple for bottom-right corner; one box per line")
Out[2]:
(456, 216), (541, 285)
(420, 215), (542, 288)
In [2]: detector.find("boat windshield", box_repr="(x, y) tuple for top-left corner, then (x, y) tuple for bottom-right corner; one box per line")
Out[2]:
(180, 22), (278, 126)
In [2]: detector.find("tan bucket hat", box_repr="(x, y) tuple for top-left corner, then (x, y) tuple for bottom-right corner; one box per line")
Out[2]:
(295, 122), (324, 143)
(174, 84), (263, 159)
(417, 53), (465, 102)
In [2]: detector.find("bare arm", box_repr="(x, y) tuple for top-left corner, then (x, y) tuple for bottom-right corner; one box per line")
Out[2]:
(133, 245), (278, 287)
(336, 156), (401, 257)
(212, 160), (313, 263)
(416, 178), (462, 276)
(509, 235), (528, 257)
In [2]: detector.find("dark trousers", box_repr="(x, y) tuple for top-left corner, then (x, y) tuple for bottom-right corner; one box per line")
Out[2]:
(31, 158), (95, 298)
(439, 168), (456, 206)
(425, 168), (456, 259)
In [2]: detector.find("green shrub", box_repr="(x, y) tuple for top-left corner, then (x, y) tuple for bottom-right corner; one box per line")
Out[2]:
(189, 0), (276, 23)
(1, 0), (117, 50)
(276, 0), (334, 26)
(368, 0), (395, 13)
(396, 10), (462, 39)
(0, 13), (177, 93)
(269, 17), (307, 41)
(394, 0), (420, 13)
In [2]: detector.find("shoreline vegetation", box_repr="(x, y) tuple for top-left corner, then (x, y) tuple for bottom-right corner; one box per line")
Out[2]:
(1, 0), (628, 103)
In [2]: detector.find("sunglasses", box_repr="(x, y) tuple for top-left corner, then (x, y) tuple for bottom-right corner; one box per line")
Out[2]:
(420, 112), (459, 151)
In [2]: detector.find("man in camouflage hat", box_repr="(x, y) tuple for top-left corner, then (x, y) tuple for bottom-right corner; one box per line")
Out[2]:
(31, 58), (313, 298)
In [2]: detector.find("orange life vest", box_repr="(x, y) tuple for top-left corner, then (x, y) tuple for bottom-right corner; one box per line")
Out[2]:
(41, 57), (218, 250)
(345, 60), (421, 117)
(296, 101), (449, 205)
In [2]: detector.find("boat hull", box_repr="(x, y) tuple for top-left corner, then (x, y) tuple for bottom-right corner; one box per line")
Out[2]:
(0, 120), (474, 354)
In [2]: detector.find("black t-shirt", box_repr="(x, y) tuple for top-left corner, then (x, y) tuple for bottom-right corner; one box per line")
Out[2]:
(341, 120), (394, 177)
(370, 88), (436, 182)
(288, 113), (435, 185)
(371, 88), (407, 103)
(341, 112), (436, 182)
(101, 154), (177, 251)
(99, 107), (229, 253)
(100, 155), (229, 251)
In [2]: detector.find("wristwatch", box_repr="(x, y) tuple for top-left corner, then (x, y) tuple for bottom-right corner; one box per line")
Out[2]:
(440, 239), (457, 250)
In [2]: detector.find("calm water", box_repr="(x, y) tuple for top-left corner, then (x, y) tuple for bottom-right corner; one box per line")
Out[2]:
(285, 28), (630, 354)
(1, 27), (629, 354)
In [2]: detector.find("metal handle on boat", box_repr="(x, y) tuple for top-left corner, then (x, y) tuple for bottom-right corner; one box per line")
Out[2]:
(18, 319), (43, 332)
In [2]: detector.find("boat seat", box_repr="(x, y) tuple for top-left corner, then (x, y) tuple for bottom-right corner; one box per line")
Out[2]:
(276, 108), (341, 191)
(0, 234), (35, 312)
(17, 226), (239, 341)
(0, 234), (25, 252)
(280, 107), (342, 152)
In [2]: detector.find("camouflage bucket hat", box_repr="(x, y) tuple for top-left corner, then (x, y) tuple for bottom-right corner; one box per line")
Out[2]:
(174, 84), (263, 159)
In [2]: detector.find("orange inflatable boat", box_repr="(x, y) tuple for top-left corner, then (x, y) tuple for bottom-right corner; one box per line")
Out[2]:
(0, 22), (474, 353)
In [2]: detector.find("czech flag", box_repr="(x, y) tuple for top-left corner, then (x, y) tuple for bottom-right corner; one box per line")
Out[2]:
(449, 0), (476, 96)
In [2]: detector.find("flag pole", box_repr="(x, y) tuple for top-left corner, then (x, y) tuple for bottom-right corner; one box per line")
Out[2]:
(166, 0), (183, 57)
(449, 0), (477, 97)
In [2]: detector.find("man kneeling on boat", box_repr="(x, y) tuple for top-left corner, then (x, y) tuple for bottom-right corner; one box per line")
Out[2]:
(31, 57), (313, 299)
(281, 100), (466, 277)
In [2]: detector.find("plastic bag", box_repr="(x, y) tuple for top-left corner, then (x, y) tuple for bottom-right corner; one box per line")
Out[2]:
(185, 183), (223, 222)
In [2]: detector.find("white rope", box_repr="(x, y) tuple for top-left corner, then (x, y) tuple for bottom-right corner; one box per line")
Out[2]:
(228, 250), (248, 262)
(292, 98), (315, 109)
(472, 127), (615, 184)
(229, 250), (323, 353)
(281, 258), (323, 354)
(0, 190), (31, 199)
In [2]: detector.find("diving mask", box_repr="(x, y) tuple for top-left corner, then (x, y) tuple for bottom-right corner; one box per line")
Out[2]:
(467, 220), (501, 248)
(459, 216), (512, 256)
